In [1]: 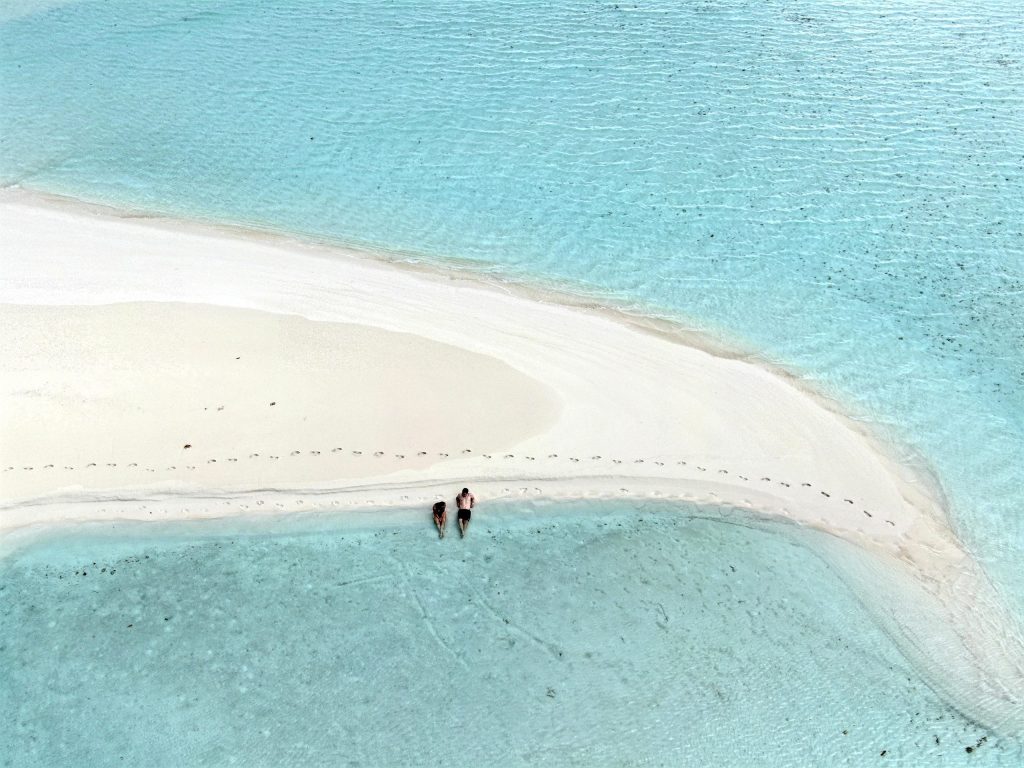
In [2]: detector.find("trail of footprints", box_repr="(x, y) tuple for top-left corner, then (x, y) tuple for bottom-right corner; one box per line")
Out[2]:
(4, 447), (894, 527)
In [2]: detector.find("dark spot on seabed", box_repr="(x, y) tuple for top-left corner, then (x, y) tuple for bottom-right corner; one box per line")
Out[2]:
(966, 735), (988, 753)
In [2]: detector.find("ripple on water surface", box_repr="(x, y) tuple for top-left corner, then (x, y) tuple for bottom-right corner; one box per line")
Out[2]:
(1, 503), (1019, 767)
(0, 0), (1021, 607)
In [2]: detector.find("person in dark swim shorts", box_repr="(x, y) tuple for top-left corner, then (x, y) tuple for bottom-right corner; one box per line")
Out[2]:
(455, 487), (475, 538)
(432, 500), (447, 539)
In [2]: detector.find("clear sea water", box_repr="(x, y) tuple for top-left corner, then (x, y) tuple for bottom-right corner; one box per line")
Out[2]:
(3, 503), (1021, 767)
(1, 0), (1022, 764)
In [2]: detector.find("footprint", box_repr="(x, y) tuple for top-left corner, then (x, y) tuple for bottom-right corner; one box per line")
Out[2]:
(718, 469), (728, 474)
(187, 465), (196, 470)
(526, 456), (535, 461)
(634, 459), (644, 464)
(395, 454), (405, 459)
(844, 499), (854, 504)
(311, 451), (320, 456)
(228, 458), (238, 462)
(612, 459), (622, 464)
(801, 483), (812, 487)
(504, 454), (514, 459)
(208, 459), (217, 463)
(43, 464), (53, 469)
(549, 454), (558, 458)
(86, 463), (96, 468)
(417, 451), (427, 456)
(256, 500), (264, 506)
(780, 482), (790, 487)
(886, 520), (895, 527)
(291, 451), (301, 456)
(761, 477), (771, 482)
(483, 454), (492, 459)
(128, 463), (137, 468)
(570, 457), (580, 463)
(677, 460), (687, 466)
(23, 466), (33, 471)
(63, 466), (74, 470)
(820, 491), (830, 498)
(440, 453), (448, 458)
(696, 466), (706, 472)
(167, 466), (176, 471)
(863, 510), (873, 518)
(655, 461), (664, 466)
(591, 455), (601, 460)
(462, 449), (472, 454)
(352, 451), (362, 455)
(270, 456), (279, 460)
(373, 451), (384, 457)
(738, 475), (748, 481)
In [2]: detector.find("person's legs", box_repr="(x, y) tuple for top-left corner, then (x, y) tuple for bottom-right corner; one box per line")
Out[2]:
(459, 516), (467, 537)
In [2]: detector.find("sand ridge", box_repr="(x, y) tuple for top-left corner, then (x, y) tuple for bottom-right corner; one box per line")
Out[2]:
(1, 190), (1022, 736)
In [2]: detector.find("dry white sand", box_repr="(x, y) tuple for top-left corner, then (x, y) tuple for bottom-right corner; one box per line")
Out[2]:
(1, 189), (1022, 734)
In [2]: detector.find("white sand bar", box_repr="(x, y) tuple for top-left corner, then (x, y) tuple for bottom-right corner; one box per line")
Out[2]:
(1, 190), (1022, 734)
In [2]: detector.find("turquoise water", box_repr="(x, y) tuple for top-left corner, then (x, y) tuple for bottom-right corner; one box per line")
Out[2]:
(1, 0), (1023, 762)
(1, 0), (1021, 599)
(2, 503), (1020, 767)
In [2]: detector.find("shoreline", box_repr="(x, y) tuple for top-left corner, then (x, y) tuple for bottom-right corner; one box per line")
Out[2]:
(0, 185), (951, 513)
(1, 187), (1023, 735)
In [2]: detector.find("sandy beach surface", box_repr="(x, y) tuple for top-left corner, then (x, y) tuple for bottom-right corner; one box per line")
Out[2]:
(1, 189), (1022, 734)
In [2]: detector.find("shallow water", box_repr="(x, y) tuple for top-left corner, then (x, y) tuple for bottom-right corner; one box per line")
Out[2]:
(2, 503), (1019, 767)
(1, 0), (1023, 760)
(1, 0), (1021, 603)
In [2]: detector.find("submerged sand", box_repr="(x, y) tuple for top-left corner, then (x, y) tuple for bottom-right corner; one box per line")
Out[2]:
(1, 189), (1022, 735)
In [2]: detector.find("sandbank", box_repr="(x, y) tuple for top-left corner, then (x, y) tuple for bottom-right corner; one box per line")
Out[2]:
(1, 189), (1022, 734)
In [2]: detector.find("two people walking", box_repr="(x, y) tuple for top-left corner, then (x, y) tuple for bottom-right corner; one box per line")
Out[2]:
(432, 487), (475, 539)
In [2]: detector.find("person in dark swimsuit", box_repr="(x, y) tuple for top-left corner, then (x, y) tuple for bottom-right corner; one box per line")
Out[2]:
(432, 500), (447, 539)
(456, 487), (475, 538)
